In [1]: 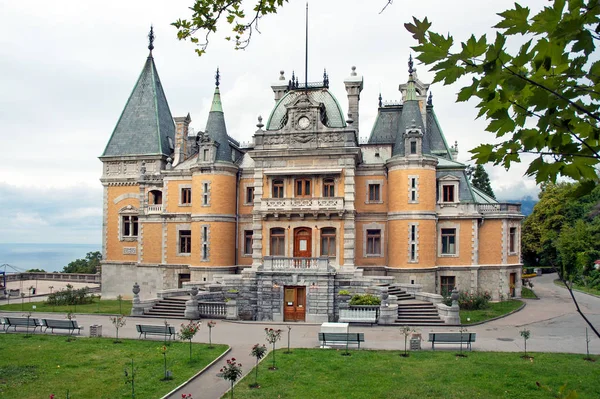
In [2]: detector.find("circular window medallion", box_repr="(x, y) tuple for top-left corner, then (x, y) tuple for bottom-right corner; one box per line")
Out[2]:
(297, 116), (310, 130)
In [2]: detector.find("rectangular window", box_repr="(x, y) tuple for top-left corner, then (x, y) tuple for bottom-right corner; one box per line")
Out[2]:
(323, 178), (335, 198)
(410, 243), (416, 261)
(203, 183), (209, 205)
(411, 178), (416, 189)
(409, 224), (417, 262)
(368, 184), (381, 202)
(295, 178), (311, 197)
(441, 276), (456, 297)
(181, 188), (192, 205)
(244, 230), (253, 255)
(320, 228), (336, 257)
(203, 149), (209, 161)
(411, 225), (416, 242)
(270, 228), (285, 256)
(272, 179), (284, 198)
(122, 216), (138, 237)
(366, 229), (381, 255)
(441, 228), (456, 255)
(245, 186), (254, 204)
(410, 141), (417, 154)
(179, 230), (191, 254)
(442, 185), (455, 202)
(411, 191), (416, 201)
(509, 227), (517, 253)
(202, 226), (208, 260)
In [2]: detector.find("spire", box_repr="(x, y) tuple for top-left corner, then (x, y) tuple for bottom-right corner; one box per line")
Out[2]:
(148, 25), (155, 54)
(427, 91), (433, 106)
(408, 54), (414, 74)
(102, 30), (175, 158)
(378, 93), (382, 108)
(404, 73), (417, 102)
(205, 69), (232, 162)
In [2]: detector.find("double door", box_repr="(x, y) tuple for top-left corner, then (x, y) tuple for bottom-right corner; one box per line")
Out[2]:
(284, 286), (306, 322)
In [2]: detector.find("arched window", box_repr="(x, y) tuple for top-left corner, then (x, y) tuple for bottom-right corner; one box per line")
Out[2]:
(270, 228), (285, 256)
(148, 190), (162, 205)
(320, 228), (336, 257)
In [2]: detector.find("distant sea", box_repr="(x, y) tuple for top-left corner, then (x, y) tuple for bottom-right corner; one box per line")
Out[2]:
(0, 243), (100, 273)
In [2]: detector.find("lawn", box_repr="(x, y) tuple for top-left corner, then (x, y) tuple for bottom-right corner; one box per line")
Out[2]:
(228, 349), (600, 399)
(0, 334), (227, 398)
(554, 279), (600, 297)
(521, 287), (538, 299)
(0, 299), (132, 315)
(460, 300), (523, 324)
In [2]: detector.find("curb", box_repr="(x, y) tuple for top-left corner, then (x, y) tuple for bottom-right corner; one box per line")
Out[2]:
(160, 346), (232, 399)
(461, 301), (527, 327)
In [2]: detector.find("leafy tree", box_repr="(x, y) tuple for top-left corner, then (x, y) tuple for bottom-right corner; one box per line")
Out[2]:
(62, 251), (101, 274)
(470, 164), (496, 199)
(26, 268), (46, 273)
(405, 1), (600, 191)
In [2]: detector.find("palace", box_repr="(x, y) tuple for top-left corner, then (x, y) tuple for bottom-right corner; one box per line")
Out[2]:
(99, 35), (523, 322)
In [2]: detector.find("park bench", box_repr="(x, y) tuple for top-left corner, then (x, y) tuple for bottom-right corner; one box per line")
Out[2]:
(338, 309), (377, 325)
(4, 316), (43, 332)
(136, 324), (176, 340)
(318, 332), (365, 349)
(41, 319), (83, 335)
(428, 332), (476, 350)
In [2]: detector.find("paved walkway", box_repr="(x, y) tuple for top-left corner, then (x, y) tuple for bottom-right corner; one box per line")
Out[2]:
(2, 273), (599, 399)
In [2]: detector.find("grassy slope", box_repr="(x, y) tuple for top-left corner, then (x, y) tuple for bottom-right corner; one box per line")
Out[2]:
(0, 299), (132, 315)
(0, 334), (227, 399)
(460, 300), (523, 324)
(229, 349), (600, 399)
(554, 279), (600, 296)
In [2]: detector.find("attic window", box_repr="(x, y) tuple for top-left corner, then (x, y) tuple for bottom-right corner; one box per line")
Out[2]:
(410, 141), (417, 154)
(203, 149), (209, 161)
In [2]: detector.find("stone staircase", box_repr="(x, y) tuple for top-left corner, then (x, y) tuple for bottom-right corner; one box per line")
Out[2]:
(142, 297), (187, 319)
(387, 285), (445, 326)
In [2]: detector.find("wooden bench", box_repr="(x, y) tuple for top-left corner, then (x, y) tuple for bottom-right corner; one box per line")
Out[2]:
(136, 324), (176, 340)
(41, 319), (83, 335)
(428, 332), (476, 350)
(4, 317), (43, 332)
(338, 309), (377, 325)
(318, 332), (365, 349)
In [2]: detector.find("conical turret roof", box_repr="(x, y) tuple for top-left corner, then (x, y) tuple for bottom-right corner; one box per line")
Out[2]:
(205, 70), (232, 162)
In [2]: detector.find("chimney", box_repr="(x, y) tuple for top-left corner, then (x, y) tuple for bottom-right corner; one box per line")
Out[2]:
(173, 113), (192, 166)
(271, 70), (288, 102)
(344, 66), (364, 134)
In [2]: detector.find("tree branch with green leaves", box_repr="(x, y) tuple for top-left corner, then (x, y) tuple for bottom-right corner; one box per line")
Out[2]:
(406, 0), (600, 193)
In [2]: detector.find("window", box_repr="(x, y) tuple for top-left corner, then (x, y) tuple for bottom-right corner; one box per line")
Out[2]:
(244, 230), (253, 255)
(409, 176), (418, 203)
(295, 178), (311, 197)
(441, 228), (456, 255)
(270, 228), (285, 256)
(320, 228), (336, 257)
(442, 185), (455, 202)
(272, 179), (284, 198)
(122, 215), (138, 238)
(409, 224), (418, 262)
(441, 276), (456, 297)
(245, 186), (254, 204)
(509, 227), (517, 253)
(203, 149), (209, 161)
(323, 178), (335, 198)
(366, 229), (381, 255)
(202, 226), (209, 260)
(368, 184), (381, 201)
(149, 190), (162, 205)
(410, 141), (417, 154)
(179, 230), (191, 254)
(181, 188), (192, 205)
(203, 182), (209, 206)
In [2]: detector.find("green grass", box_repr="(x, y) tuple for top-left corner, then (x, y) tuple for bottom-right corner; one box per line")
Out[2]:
(460, 300), (523, 324)
(554, 279), (600, 296)
(228, 349), (600, 399)
(521, 287), (538, 299)
(0, 299), (132, 315)
(0, 334), (228, 399)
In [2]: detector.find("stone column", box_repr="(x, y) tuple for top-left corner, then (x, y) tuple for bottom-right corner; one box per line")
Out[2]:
(184, 286), (200, 320)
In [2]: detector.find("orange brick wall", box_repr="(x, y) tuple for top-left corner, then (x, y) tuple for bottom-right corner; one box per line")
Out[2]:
(106, 185), (139, 262)
(165, 180), (192, 213)
(141, 222), (162, 263)
(238, 178), (254, 215)
(191, 174), (236, 215)
(355, 221), (388, 266)
(355, 175), (388, 213)
(387, 219), (437, 268)
(437, 219), (474, 266)
(479, 219), (503, 264)
(165, 221), (236, 266)
(388, 169), (436, 212)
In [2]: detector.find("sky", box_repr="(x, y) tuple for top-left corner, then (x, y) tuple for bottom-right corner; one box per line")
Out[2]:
(0, 0), (546, 244)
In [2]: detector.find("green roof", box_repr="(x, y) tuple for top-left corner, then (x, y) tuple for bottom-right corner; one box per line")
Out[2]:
(102, 54), (175, 157)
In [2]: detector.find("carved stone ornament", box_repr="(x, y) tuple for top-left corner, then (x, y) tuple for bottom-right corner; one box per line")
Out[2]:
(265, 135), (289, 145)
(190, 286), (199, 297)
(318, 133), (344, 144)
(292, 134), (314, 144)
(132, 282), (140, 295)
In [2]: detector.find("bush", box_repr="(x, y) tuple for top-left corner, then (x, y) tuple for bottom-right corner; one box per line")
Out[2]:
(443, 291), (491, 310)
(338, 289), (350, 296)
(45, 284), (92, 306)
(349, 294), (381, 306)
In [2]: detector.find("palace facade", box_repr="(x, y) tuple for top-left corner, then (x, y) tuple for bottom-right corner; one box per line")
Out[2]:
(99, 39), (523, 322)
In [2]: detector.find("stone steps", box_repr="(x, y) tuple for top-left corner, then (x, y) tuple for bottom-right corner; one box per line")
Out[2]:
(143, 298), (187, 319)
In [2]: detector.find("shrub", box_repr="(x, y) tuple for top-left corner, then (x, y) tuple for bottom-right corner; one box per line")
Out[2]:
(443, 291), (491, 310)
(349, 294), (381, 306)
(338, 289), (350, 296)
(45, 284), (92, 306)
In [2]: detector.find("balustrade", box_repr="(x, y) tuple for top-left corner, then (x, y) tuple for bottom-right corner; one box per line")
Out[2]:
(197, 302), (227, 318)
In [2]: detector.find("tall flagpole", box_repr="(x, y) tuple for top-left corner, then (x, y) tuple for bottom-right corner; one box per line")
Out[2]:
(305, 2), (308, 90)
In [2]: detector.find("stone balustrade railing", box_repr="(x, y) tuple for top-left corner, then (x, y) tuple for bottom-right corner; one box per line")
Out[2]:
(3, 272), (100, 284)
(478, 203), (521, 214)
(198, 301), (227, 318)
(261, 256), (329, 271)
(147, 204), (163, 214)
(261, 197), (344, 213)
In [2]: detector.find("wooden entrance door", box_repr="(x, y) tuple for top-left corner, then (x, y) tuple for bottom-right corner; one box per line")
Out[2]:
(284, 286), (306, 321)
(293, 228), (312, 268)
(510, 273), (516, 297)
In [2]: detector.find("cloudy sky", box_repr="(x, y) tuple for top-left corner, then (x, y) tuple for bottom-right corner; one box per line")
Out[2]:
(0, 0), (544, 244)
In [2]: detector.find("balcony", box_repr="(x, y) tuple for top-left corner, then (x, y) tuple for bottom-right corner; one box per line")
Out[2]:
(261, 197), (344, 217)
(478, 203), (521, 214)
(147, 204), (163, 214)
(261, 257), (330, 272)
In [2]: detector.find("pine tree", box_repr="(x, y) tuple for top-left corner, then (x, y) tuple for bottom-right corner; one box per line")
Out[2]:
(471, 165), (495, 199)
